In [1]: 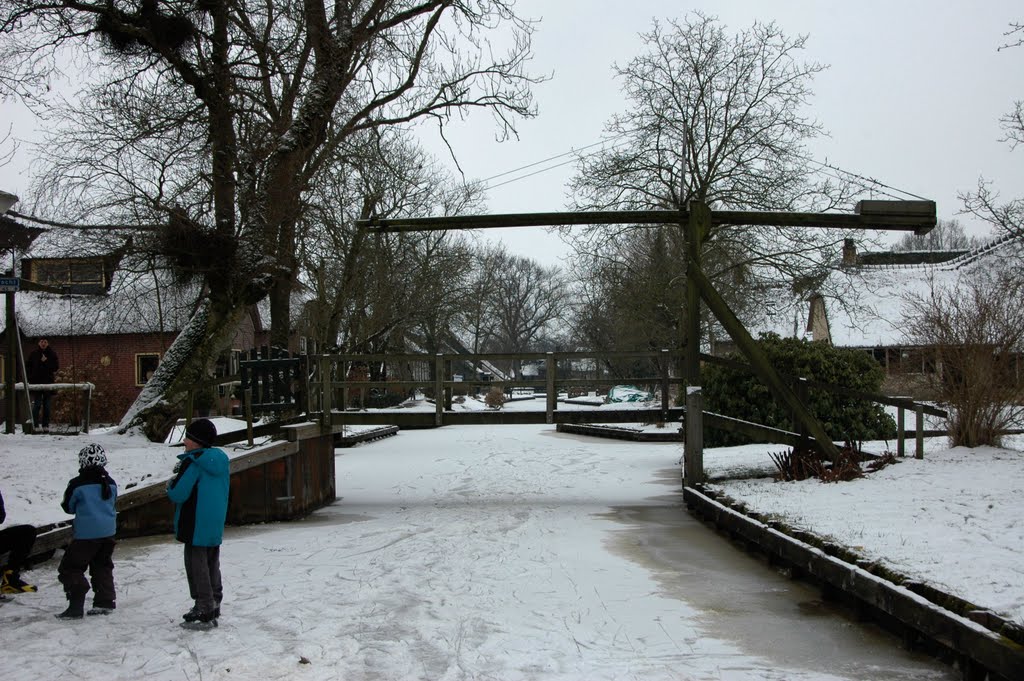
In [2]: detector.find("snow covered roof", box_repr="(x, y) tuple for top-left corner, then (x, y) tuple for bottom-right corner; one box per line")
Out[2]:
(1, 227), (203, 337)
(748, 235), (1023, 349)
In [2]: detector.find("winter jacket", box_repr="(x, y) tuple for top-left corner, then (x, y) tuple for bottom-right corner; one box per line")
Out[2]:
(26, 347), (59, 384)
(61, 467), (118, 540)
(0, 487), (6, 524)
(167, 447), (230, 547)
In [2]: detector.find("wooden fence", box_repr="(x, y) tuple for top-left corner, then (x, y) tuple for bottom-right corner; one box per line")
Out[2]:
(235, 347), (945, 457)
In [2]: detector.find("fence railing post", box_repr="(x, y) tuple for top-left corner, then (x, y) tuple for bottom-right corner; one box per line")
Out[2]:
(546, 353), (556, 424)
(244, 387), (254, 446)
(660, 349), (670, 422)
(435, 354), (444, 427)
(320, 356), (332, 428)
(444, 357), (453, 411)
(915, 405), (925, 459)
(897, 407), (906, 457)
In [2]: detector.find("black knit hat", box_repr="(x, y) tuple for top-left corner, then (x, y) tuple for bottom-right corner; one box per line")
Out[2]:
(185, 418), (217, 448)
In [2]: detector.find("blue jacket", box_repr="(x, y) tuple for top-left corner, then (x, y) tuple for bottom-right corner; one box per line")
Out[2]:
(61, 467), (117, 540)
(167, 446), (230, 547)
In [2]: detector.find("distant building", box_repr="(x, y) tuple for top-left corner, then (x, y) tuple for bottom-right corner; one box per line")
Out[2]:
(741, 235), (1023, 399)
(0, 214), (298, 426)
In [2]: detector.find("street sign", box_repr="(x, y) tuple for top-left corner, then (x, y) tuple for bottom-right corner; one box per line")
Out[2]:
(0, 277), (19, 292)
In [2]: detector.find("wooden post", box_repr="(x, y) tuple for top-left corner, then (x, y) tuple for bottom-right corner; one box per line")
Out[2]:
(793, 378), (809, 444)
(915, 405), (924, 459)
(83, 384), (92, 434)
(684, 386), (704, 486)
(5, 291), (15, 433)
(14, 318), (33, 432)
(897, 407), (906, 457)
(319, 356), (332, 428)
(660, 348), (670, 422)
(546, 353), (556, 424)
(245, 387), (254, 446)
(688, 260), (842, 463)
(434, 354), (443, 427)
(444, 358), (453, 411)
(685, 202), (708, 386)
(683, 202), (709, 481)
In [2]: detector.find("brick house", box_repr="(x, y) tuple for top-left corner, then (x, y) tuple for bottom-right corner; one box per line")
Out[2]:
(0, 216), (278, 427)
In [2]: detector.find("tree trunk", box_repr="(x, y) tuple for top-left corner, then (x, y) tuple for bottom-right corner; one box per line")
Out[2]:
(118, 298), (249, 440)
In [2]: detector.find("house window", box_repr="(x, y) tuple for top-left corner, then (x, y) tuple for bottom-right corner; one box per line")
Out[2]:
(29, 258), (108, 286)
(136, 353), (160, 386)
(215, 349), (241, 378)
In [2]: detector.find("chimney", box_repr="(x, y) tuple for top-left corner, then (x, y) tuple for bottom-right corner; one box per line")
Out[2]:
(842, 238), (857, 266)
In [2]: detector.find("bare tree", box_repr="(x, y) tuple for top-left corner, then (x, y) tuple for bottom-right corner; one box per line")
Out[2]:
(892, 219), (981, 252)
(1, 0), (539, 434)
(902, 260), (1024, 447)
(484, 248), (568, 378)
(959, 20), (1024, 243)
(298, 127), (483, 354)
(566, 12), (860, 356)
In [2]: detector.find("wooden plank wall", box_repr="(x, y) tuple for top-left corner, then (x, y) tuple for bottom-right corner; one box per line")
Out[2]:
(28, 425), (339, 558)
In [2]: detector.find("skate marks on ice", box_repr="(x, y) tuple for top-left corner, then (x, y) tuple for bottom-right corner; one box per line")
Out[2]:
(0, 425), (954, 680)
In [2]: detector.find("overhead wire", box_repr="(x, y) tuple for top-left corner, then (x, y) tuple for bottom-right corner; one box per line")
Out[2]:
(471, 134), (929, 208)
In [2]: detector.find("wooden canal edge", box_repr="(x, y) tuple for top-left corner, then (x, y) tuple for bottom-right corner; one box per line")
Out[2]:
(27, 422), (381, 559)
(683, 485), (1024, 681)
(556, 422), (683, 442)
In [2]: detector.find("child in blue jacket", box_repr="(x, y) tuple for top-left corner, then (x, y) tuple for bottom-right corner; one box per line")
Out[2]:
(57, 443), (118, 619)
(167, 418), (230, 628)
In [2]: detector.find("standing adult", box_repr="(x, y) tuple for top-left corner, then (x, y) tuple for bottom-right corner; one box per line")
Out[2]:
(167, 418), (229, 629)
(26, 337), (59, 432)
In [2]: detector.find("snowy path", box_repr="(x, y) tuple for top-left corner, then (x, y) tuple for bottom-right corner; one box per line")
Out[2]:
(1, 426), (953, 680)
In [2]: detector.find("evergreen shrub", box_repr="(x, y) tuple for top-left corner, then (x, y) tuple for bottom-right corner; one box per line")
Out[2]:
(702, 333), (896, 447)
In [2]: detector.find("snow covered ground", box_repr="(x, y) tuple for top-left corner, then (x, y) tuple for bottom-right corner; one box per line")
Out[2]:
(0, 408), (1020, 679)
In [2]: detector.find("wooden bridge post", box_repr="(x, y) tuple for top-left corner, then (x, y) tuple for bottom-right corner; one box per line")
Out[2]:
(897, 407), (906, 457)
(915, 405), (925, 459)
(660, 349), (670, 422)
(435, 354), (444, 427)
(444, 357), (453, 411)
(244, 387), (254, 446)
(320, 356), (332, 428)
(683, 202), (709, 485)
(546, 353), (556, 424)
(684, 386), (705, 485)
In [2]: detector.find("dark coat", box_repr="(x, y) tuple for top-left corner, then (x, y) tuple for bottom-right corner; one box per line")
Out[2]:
(26, 346), (59, 384)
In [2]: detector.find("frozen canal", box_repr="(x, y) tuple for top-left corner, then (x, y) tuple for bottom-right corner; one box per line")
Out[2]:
(0, 425), (954, 680)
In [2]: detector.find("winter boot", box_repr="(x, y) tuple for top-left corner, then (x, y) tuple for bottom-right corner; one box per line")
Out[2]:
(56, 595), (86, 620)
(182, 604), (220, 622)
(1, 570), (37, 594)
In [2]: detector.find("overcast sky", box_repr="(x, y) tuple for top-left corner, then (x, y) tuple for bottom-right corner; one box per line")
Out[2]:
(416, 0), (1024, 265)
(2, 1), (1022, 267)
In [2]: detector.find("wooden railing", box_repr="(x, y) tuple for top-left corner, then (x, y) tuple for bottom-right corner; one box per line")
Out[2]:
(236, 347), (947, 456)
